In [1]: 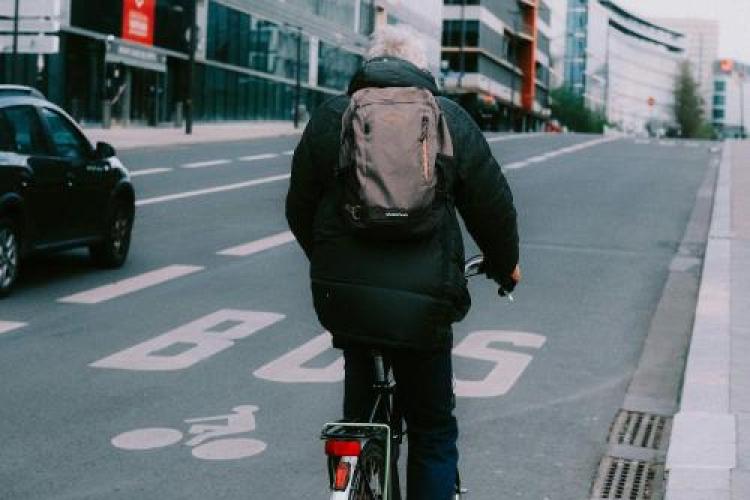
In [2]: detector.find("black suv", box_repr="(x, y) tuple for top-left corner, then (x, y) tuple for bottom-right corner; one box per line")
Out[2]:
(0, 86), (135, 297)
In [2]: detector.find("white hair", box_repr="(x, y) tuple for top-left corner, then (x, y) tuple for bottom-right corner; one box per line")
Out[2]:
(367, 25), (428, 70)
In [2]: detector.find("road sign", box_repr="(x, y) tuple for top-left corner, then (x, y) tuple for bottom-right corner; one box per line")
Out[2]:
(0, 34), (58, 53)
(0, 0), (60, 17)
(0, 19), (60, 33)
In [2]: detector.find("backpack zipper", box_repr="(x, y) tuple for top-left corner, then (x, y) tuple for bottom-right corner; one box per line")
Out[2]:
(420, 115), (429, 181)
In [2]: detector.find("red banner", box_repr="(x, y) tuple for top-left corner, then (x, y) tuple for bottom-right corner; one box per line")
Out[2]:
(122, 0), (155, 46)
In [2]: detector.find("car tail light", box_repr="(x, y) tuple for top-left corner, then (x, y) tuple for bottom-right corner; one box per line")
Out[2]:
(333, 461), (351, 491)
(325, 439), (361, 457)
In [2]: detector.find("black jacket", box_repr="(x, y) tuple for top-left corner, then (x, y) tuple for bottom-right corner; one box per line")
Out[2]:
(286, 57), (519, 350)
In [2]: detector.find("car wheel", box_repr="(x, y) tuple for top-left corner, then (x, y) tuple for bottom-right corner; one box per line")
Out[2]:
(0, 218), (20, 298)
(90, 201), (133, 268)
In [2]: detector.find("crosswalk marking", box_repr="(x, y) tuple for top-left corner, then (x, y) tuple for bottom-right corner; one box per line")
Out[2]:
(0, 321), (26, 335)
(130, 167), (173, 177)
(217, 231), (295, 257)
(237, 153), (279, 162)
(58, 265), (204, 304)
(136, 173), (291, 206)
(181, 159), (232, 169)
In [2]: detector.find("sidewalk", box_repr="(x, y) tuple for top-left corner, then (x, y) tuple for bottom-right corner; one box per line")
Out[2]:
(83, 121), (301, 150)
(665, 140), (750, 500)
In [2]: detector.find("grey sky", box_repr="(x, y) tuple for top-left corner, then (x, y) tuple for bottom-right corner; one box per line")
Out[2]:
(546, 0), (750, 63)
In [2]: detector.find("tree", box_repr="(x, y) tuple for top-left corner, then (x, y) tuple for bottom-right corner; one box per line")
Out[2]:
(673, 61), (707, 138)
(550, 87), (607, 133)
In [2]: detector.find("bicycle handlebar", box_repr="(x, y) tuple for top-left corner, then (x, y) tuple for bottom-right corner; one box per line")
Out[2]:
(464, 255), (515, 302)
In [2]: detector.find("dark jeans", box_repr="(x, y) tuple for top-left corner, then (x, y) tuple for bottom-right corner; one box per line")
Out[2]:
(343, 347), (458, 500)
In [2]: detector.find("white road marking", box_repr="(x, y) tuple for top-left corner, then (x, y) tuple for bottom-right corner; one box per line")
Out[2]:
(181, 159), (232, 169)
(487, 133), (541, 142)
(237, 153), (279, 162)
(136, 173), (291, 206)
(253, 332), (344, 383)
(59, 265), (203, 304)
(217, 231), (295, 257)
(0, 321), (26, 335)
(504, 161), (528, 170)
(281, 150), (295, 156)
(502, 136), (616, 172)
(453, 330), (546, 398)
(129, 167), (173, 177)
(91, 310), (284, 371)
(112, 428), (184, 450)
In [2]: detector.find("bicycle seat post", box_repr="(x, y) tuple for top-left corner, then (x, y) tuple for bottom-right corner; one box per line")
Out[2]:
(372, 351), (387, 386)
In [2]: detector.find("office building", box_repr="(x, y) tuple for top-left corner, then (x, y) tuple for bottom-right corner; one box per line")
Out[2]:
(652, 18), (719, 119)
(712, 58), (748, 139)
(1, 0), (375, 125)
(441, 0), (553, 131)
(564, 0), (686, 134)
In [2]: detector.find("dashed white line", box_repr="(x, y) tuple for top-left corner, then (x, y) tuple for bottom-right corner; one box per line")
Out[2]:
(130, 167), (173, 177)
(181, 159), (232, 169)
(136, 173), (291, 206)
(487, 133), (540, 143)
(503, 136), (617, 172)
(58, 265), (204, 304)
(237, 153), (279, 162)
(0, 321), (26, 335)
(218, 231), (295, 257)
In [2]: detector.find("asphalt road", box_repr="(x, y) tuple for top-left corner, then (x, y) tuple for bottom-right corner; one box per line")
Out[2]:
(0, 133), (717, 499)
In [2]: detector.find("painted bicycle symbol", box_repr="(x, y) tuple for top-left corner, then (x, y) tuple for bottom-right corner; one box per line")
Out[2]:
(111, 405), (267, 460)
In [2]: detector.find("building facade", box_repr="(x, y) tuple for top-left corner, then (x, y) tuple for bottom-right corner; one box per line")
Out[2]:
(1, 0), (379, 126)
(441, 0), (553, 131)
(652, 18), (719, 119)
(712, 59), (748, 139)
(564, 0), (686, 134)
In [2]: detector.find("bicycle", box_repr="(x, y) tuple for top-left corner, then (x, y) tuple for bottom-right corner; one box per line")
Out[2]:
(321, 255), (501, 499)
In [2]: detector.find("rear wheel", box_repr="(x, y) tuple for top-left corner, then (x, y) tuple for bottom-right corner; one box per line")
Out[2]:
(90, 200), (133, 268)
(348, 441), (391, 500)
(0, 218), (20, 298)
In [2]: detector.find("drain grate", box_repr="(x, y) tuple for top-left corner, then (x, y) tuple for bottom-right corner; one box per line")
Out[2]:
(609, 410), (669, 450)
(591, 457), (664, 500)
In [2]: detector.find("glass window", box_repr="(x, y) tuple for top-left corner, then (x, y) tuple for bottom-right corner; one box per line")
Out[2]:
(714, 95), (725, 106)
(1, 106), (49, 155)
(713, 108), (724, 119)
(714, 80), (726, 92)
(40, 108), (90, 160)
(442, 20), (478, 47)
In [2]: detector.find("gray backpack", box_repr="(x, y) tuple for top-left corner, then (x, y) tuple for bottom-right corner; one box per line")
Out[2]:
(337, 86), (454, 240)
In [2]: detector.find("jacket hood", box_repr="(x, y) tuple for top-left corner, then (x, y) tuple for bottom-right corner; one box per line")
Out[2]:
(347, 57), (439, 96)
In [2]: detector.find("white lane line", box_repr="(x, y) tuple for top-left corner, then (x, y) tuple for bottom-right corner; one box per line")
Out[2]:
(130, 167), (173, 177)
(237, 153), (279, 162)
(218, 231), (295, 257)
(58, 265), (203, 304)
(181, 159), (232, 169)
(282, 150), (295, 156)
(0, 321), (26, 335)
(503, 136), (617, 172)
(136, 173), (291, 206)
(487, 133), (540, 143)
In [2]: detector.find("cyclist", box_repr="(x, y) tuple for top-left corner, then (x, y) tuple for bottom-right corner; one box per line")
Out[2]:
(286, 25), (521, 500)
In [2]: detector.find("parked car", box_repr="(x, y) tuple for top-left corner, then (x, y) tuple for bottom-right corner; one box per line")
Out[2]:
(0, 85), (135, 297)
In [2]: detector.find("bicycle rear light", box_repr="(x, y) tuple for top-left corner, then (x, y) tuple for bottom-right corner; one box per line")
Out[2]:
(325, 439), (362, 457)
(333, 462), (351, 491)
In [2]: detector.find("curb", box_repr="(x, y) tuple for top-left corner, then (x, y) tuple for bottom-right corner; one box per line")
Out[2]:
(665, 143), (736, 499)
(83, 122), (303, 151)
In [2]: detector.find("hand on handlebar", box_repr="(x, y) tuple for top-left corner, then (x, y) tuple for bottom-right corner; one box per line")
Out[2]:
(498, 264), (521, 300)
